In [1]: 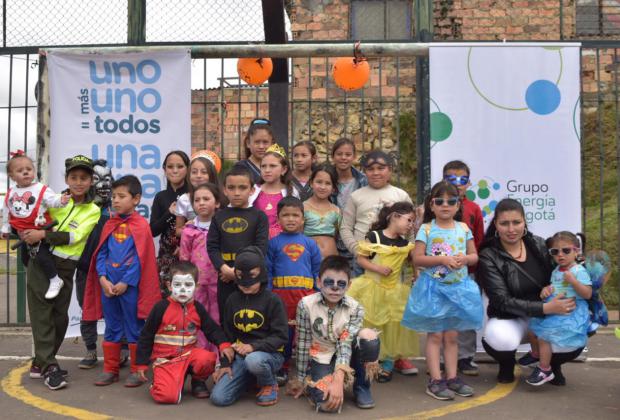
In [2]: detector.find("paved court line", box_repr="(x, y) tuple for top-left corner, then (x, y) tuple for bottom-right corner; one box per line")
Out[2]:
(1, 362), (113, 420)
(382, 368), (521, 420)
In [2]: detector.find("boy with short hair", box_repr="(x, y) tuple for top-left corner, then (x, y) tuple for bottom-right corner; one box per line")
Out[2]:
(289, 255), (380, 412)
(267, 196), (322, 382)
(135, 261), (235, 404)
(443, 160), (484, 376)
(83, 175), (160, 387)
(207, 166), (269, 321)
(210, 246), (289, 407)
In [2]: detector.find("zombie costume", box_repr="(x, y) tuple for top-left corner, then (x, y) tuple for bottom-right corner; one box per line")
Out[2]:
(83, 211), (159, 378)
(180, 218), (219, 350)
(295, 293), (380, 409)
(347, 231), (419, 360)
(135, 298), (231, 404)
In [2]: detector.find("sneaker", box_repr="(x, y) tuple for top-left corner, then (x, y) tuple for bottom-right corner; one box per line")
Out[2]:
(124, 372), (147, 388)
(517, 352), (539, 368)
(394, 358), (419, 375)
(275, 368), (288, 387)
(446, 376), (474, 397)
(426, 379), (455, 401)
(378, 359), (394, 383)
(256, 384), (279, 406)
(458, 358), (479, 376)
(29, 364), (43, 379)
(44, 365), (68, 390)
(191, 379), (210, 398)
(44, 277), (64, 299)
(94, 371), (119, 386)
(525, 366), (555, 386)
(549, 371), (566, 386)
(78, 350), (98, 369)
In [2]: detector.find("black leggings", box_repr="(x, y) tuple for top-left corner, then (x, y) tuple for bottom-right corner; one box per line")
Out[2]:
(482, 338), (584, 380)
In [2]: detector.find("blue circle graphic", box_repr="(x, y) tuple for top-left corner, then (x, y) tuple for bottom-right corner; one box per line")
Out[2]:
(525, 80), (561, 115)
(492, 183), (500, 190)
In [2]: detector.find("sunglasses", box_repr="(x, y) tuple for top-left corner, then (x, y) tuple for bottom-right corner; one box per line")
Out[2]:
(322, 278), (348, 289)
(432, 197), (459, 206)
(251, 118), (271, 126)
(444, 175), (470, 186)
(549, 247), (577, 256)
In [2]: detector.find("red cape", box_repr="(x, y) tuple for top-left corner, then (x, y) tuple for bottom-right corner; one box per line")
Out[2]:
(82, 212), (160, 321)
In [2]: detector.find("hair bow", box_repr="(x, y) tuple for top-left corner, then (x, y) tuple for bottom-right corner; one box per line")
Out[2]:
(9, 149), (25, 158)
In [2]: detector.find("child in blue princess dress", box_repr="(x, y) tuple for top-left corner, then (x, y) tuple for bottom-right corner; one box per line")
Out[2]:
(401, 181), (483, 401)
(527, 231), (592, 386)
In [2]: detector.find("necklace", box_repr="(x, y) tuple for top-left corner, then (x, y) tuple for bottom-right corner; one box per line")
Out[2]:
(510, 240), (524, 260)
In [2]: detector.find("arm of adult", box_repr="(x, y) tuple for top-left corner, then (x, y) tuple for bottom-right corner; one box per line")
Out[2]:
(149, 192), (172, 238)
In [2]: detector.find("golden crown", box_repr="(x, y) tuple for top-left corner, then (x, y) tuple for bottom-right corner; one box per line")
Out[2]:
(265, 143), (287, 158)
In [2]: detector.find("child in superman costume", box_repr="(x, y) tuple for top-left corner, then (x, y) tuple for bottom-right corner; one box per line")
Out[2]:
(82, 175), (160, 387)
(135, 261), (235, 403)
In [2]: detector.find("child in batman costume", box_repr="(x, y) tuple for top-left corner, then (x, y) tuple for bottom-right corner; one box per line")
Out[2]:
(135, 261), (235, 404)
(210, 246), (289, 407)
(83, 176), (160, 387)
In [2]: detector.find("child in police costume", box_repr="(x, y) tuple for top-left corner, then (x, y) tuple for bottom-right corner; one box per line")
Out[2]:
(135, 261), (235, 403)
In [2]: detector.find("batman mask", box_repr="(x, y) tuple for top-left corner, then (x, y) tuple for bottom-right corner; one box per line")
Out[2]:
(234, 246), (267, 287)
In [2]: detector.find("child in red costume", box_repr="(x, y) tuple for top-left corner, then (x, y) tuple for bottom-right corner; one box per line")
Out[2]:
(82, 175), (159, 387)
(135, 261), (235, 404)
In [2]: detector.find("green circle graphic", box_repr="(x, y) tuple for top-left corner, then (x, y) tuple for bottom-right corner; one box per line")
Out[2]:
(430, 112), (453, 142)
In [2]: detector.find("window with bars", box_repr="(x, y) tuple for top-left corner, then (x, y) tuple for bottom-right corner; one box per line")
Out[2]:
(576, 0), (620, 36)
(350, 0), (412, 40)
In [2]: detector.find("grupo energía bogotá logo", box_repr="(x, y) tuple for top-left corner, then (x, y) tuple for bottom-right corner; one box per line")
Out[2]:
(466, 176), (501, 221)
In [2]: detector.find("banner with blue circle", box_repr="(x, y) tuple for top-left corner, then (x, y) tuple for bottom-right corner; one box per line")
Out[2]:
(429, 43), (581, 239)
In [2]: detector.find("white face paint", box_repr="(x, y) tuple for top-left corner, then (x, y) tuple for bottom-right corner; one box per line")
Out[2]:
(319, 269), (349, 305)
(170, 273), (196, 304)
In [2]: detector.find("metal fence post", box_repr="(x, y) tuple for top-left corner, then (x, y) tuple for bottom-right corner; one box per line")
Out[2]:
(127, 0), (146, 45)
(16, 247), (26, 323)
(415, 0), (433, 203)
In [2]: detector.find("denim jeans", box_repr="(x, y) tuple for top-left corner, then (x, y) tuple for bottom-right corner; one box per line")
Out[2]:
(307, 337), (379, 405)
(210, 351), (284, 407)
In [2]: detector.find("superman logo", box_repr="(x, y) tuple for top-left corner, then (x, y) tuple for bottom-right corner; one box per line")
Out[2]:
(233, 309), (265, 332)
(112, 223), (130, 244)
(222, 217), (248, 234)
(282, 243), (305, 262)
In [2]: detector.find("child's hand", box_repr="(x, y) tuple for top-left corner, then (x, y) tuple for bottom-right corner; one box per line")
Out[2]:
(60, 193), (71, 206)
(443, 256), (460, 270)
(137, 369), (148, 382)
(288, 319), (297, 326)
(221, 347), (235, 363)
(112, 282), (128, 296)
(99, 276), (115, 297)
(168, 201), (177, 215)
(0, 232), (9, 240)
(232, 343), (253, 356)
(375, 265), (393, 277)
(220, 265), (236, 283)
(454, 254), (467, 268)
(213, 366), (232, 383)
(540, 285), (555, 299)
(563, 271), (577, 285)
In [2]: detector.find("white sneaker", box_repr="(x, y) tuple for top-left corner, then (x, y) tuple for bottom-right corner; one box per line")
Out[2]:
(45, 277), (64, 299)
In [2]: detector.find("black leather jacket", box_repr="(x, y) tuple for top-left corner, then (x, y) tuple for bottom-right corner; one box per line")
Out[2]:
(478, 234), (553, 319)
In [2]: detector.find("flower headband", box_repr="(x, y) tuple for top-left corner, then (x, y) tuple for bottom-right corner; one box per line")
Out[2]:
(9, 149), (25, 158)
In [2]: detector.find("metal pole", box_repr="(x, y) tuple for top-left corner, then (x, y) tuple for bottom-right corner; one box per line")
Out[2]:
(415, 0), (433, 203)
(127, 0), (146, 46)
(44, 43), (431, 58)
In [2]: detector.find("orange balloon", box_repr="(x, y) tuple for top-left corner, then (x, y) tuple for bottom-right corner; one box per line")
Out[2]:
(191, 150), (222, 174)
(237, 57), (273, 86)
(332, 57), (370, 91)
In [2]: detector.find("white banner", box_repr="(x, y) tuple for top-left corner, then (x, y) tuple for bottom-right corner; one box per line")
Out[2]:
(47, 49), (191, 337)
(429, 44), (581, 239)
(47, 49), (191, 220)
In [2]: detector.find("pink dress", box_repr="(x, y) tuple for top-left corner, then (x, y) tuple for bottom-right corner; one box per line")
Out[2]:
(254, 190), (283, 239)
(180, 219), (219, 351)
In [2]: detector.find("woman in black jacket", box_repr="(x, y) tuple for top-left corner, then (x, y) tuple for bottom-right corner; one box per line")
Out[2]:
(478, 199), (582, 384)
